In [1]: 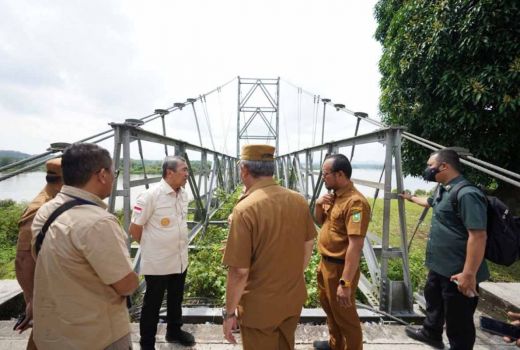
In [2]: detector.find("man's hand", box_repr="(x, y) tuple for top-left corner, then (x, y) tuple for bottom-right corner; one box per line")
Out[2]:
(398, 191), (413, 201)
(14, 301), (33, 333)
(450, 272), (478, 298)
(336, 285), (352, 308)
(316, 193), (335, 207)
(223, 316), (238, 344)
(504, 311), (520, 347)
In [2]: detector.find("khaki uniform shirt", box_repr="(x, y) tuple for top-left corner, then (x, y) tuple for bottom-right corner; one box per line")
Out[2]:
(318, 182), (370, 259)
(131, 179), (189, 275)
(223, 178), (317, 329)
(17, 185), (59, 251)
(31, 186), (133, 350)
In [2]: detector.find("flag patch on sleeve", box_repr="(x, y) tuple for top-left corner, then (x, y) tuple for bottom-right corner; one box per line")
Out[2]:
(134, 206), (143, 214)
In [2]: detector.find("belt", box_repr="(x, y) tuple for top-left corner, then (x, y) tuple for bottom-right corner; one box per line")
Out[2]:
(321, 255), (345, 265)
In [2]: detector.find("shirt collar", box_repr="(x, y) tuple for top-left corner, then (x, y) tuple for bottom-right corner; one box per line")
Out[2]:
(43, 184), (60, 198)
(60, 185), (108, 209)
(444, 175), (465, 192)
(239, 178), (278, 202)
(159, 178), (184, 195)
(334, 180), (354, 198)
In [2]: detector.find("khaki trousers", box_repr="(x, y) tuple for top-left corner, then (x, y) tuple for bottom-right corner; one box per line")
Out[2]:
(240, 314), (300, 350)
(104, 333), (132, 350)
(26, 330), (37, 350)
(318, 259), (362, 350)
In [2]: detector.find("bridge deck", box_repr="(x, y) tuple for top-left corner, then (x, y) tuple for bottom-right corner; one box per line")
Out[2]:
(0, 321), (514, 349)
(1, 280), (519, 349)
(0, 281), (21, 307)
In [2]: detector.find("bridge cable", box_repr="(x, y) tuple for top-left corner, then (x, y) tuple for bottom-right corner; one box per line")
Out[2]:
(0, 77), (238, 180)
(297, 87), (302, 149)
(311, 95), (320, 147)
(216, 86), (230, 154)
(189, 101), (204, 147)
(200, 95), (216, 150)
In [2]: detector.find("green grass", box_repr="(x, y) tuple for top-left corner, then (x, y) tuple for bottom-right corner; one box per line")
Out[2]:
(367, 198), (520, 291)
(2, 192), (519, 309)
(0, 200), (24, 279)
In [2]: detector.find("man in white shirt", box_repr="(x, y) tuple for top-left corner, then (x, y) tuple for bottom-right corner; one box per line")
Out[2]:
(129, 155), (194, 350)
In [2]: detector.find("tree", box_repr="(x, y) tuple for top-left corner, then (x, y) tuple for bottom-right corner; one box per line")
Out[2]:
(374, 0), (520, 209)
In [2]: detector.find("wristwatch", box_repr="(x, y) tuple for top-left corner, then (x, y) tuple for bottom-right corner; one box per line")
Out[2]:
(222, 308), (236, 320)
(339, 278), (352, 288)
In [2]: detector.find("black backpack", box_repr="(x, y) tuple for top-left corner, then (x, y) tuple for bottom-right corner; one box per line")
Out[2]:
(450, 181), (520, 266)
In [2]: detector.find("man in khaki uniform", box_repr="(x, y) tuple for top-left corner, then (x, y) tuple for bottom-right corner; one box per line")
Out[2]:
(31, 143), (139, 350)
(223, 144), (317, 350)
(313, 154), (370, 350)
(14, 158), (63, 350)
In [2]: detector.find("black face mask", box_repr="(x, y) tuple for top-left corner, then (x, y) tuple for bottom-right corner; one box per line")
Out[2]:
(422, 166), (440, 182)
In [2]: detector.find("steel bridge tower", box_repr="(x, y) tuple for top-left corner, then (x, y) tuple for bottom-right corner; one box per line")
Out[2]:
(236, 77), (280, 156)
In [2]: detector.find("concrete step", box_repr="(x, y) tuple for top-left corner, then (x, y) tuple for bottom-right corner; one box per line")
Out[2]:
(478, 282), (520, 320)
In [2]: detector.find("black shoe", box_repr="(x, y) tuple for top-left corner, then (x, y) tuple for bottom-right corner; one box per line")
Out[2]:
(165, 329), (195, 347)
(313, 340), (331, 350)
(405, 326), (444, 349)
(139, 342), (155, 350)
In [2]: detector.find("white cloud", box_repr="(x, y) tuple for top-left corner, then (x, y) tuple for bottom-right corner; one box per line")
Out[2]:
(0, 0), (383, 163)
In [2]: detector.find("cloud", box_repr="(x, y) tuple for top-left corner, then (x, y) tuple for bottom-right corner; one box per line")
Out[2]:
(0, 0), (383, 161)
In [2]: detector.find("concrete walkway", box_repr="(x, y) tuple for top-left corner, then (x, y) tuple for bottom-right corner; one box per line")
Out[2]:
(0, 321), (515, 349)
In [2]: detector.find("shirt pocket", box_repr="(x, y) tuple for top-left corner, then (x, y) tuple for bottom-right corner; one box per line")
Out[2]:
(153, 205), (175, 229)
(329, 208), (346, 235)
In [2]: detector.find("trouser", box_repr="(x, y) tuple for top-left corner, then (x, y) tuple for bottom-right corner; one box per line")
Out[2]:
(422, 270), (479, 350)
(26, 330), (37, 350)
(104, 333), (132, 350)
(139, 270), (187, 347)
(240, 314), (300, 350)
(318, 259), (362, 350)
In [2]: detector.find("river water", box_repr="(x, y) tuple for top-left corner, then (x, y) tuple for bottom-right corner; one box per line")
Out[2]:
(0, 169), (435, 209)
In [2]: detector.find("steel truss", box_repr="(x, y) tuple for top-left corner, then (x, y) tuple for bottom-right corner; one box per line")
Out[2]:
(236, 77), (280, 156)
(108, 121), (239, 274)
(275, 127), (414, 315)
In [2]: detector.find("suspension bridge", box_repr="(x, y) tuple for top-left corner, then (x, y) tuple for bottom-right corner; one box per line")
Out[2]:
(1, 76), (519, 348)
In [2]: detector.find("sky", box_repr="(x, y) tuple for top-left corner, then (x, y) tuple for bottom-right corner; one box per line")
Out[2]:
(0, 0), (386, 162)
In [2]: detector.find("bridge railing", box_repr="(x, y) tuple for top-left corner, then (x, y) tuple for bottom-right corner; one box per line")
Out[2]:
(108, 121), (240, 276)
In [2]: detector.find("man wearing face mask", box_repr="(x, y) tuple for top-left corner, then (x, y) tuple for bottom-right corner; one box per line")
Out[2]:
(400, 148), (488, 350)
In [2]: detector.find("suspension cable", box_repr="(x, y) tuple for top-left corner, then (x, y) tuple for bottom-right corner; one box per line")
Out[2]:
(0, 77), (238, 178)
(201, 94), (216, 150)
(297, 87), (302, 149)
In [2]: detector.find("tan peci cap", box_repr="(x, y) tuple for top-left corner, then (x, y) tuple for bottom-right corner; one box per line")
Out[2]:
(45, 158), (62, 177)
(240, 144), (275, 161)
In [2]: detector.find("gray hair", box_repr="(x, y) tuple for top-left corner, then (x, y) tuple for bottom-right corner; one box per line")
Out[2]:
(241, 159), (275, 178)
(162, 155), (186, 178)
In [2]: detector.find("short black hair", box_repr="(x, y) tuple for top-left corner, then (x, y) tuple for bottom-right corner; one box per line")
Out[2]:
(431, 148), (463, 173)
(62, 143), (112, 187)
(326, 153), (352, 179)
(162, 156), (187, 178)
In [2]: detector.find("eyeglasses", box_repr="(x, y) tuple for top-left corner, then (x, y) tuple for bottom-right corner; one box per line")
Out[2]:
(96, 168), (120, 178)
(322, 170), (336, 178)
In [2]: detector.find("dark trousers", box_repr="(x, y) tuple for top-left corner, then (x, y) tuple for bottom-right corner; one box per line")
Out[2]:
(422, 270), (479, 350)
(139, 270), (187, 347)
